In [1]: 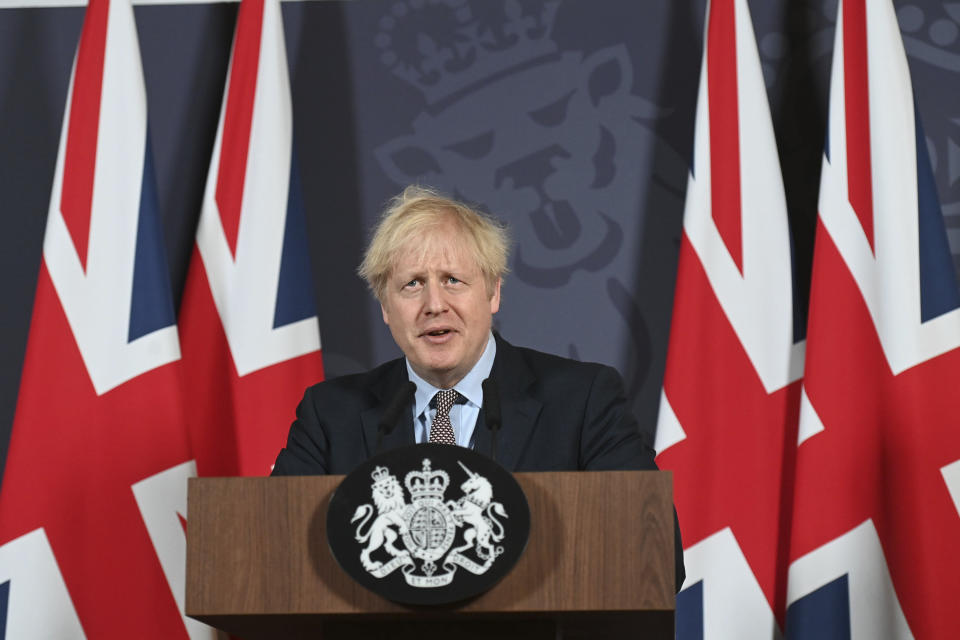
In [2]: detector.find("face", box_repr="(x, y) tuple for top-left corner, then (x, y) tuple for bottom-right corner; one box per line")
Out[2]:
(380, 220), (501, 389)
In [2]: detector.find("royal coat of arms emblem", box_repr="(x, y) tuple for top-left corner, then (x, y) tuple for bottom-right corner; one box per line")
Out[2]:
(327, 442), (529, 605)
(351, 458), (508, 588)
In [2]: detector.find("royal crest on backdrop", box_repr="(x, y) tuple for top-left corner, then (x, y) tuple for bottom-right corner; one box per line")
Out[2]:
(365, 0), (689, 401)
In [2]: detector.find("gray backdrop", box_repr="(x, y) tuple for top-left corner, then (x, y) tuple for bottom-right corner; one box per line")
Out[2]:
(2, 0), (959, 483)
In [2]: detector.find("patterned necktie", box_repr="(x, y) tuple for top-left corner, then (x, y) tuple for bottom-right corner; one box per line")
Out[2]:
(428, 389), (460, 445)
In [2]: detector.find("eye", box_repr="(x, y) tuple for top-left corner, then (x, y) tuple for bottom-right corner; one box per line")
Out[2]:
(443, 131), (494, 159)
(402, 278), (421, 289)
(528, 91), (574, 127)
(446, 276), (462, 285)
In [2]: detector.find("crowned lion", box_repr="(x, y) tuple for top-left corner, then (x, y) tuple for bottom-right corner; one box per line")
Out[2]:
(351, 466), (409, 571)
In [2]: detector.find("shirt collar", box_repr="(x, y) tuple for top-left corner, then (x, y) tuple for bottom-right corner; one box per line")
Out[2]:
(407, 332), (497, 418)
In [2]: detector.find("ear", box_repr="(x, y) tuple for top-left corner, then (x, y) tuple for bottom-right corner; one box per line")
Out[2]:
(381, 302), (390, 326)
(489, 278), (502, 314)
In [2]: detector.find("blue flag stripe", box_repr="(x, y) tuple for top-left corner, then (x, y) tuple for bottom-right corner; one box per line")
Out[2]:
(785, 575), (851, 640)
(0, 580), (9, 639)
(676, 579), (704, 640)
(915, 107), (960, 322)
(273, 143), (318, 329)
(129, 134), (176, 342)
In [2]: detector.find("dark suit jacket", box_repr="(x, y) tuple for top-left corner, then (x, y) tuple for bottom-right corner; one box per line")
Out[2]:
(272, 334), (685, 589)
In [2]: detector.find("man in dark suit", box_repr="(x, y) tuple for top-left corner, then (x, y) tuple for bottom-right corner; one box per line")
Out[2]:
(272, 185), (684, 589)
(272, 332), (653, 475)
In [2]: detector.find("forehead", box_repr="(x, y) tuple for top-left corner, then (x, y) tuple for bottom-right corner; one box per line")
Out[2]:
(392, 222), (479, 274)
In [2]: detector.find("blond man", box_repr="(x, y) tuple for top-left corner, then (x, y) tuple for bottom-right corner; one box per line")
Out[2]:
(272, 186), (683, 587)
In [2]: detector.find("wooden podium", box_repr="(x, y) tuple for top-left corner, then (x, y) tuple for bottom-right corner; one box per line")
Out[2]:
(185, 471), (675, 639)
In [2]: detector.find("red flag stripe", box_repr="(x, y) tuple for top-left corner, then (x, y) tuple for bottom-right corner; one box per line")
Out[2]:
(60, 0), (109, 271)
(843, 0), (875, 252)
(215, 0), (265, 258)
(707, 0), (743, 273)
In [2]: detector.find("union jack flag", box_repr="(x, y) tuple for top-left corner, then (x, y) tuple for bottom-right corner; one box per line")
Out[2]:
(178, 0), (324, 478)
(0, 0), (210, 637)
(654, 0), (804, 637)
(786, 1), (960, 637)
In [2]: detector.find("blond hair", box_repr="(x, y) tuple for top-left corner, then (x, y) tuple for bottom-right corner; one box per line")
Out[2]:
(358, 185), (510, 301)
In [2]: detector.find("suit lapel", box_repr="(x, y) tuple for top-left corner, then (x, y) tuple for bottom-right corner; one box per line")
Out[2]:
(473, 406), (492, 458)
(360, 337), (541, 468)
(486, 335), (542, 471)
(361, 360), (416, 458)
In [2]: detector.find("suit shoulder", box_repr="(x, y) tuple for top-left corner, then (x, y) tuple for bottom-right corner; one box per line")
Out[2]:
(509, 343), (617, 381)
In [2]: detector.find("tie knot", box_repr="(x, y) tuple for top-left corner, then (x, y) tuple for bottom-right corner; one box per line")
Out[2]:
(433, 388), (461, 413)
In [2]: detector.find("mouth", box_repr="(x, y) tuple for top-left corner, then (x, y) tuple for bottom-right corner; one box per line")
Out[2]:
(420, 328), (457, 342)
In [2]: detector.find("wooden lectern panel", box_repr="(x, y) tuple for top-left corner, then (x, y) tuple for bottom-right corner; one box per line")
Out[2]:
(186, 471), (674, 639)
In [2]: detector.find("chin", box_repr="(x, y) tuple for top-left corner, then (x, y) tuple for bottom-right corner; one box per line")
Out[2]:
(420, 355), (460, 375)
(424, 359), (458, 374)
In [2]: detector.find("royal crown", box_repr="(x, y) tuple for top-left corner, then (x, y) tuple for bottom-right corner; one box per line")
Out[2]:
(375, 0), (560, 104)
(405, 458), (450, 499)
(371, 465), (394, 485)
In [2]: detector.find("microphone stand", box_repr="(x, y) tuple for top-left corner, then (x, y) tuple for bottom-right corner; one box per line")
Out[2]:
(481, 378), (501, 463)
(374, 381), (416, 457)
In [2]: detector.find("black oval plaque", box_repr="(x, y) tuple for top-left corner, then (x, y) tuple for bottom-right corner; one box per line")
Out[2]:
(326, 443), (530, 605)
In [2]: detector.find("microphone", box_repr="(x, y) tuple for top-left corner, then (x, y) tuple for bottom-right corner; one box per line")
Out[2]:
(481, 378), (501, 463)
(374, 381), (416, 456)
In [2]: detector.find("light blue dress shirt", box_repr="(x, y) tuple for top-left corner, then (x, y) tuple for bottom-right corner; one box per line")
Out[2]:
(407, 332), (497, 448)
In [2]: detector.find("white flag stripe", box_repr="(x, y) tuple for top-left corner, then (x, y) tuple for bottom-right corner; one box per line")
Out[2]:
(795, 388), (824, 446)
(0, 529), (86, 639)
(682, 528), (780, 640)
(132, 461), (214, 640)
(787, 520), (913, 640)
(941, 459), (960, 518)
(653, 390), (686, 454)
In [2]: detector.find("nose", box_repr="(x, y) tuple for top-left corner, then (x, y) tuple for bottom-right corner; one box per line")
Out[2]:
(423, 280), (448, 315)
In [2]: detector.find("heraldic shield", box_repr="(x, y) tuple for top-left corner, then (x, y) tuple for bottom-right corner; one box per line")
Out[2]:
(327, 443), (531, 605)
